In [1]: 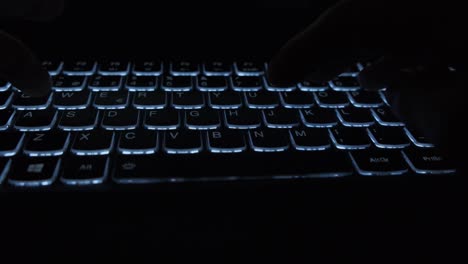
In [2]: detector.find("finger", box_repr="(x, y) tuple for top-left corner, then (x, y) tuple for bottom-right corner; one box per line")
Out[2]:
(384, 69), (463, 156)
(358, 56), (401, 91)
(0, 0), (64, 21)
(0, 31), (51, 97)
(267, 0), (385, 85)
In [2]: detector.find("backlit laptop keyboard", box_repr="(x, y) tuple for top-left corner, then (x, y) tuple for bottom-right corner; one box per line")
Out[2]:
(0, 60), (456, 187)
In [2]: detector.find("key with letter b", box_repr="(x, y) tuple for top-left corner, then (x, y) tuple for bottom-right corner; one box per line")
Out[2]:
(207, 129), (246, 153)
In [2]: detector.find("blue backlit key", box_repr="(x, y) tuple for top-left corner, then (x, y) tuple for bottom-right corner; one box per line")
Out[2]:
(336, 107), (374, 127)
(172, 91), (205, 109)
(350, 149), (408, 176)
(53, 90), (91, 110)
(63, 60), (96, 75)
(0, 132), (25, 157)
(329, 76), (361, 91)
(347, 90), (384, 108)
(231, 76), (262, 92)
(8, 157), (61, 187)
(263, 108), (300, 129)
(52, 75), (87, 91)
(367, 125), (410, 149)
(0, 109), (15, 130)
(372, 106), (404, 126)
(280, 91), (314, 109)
(88, 75), (122, 91)
(14, 110), (58, 132)
(298, 80), (328, 92)
(58, 109), (98, 131)
(203, 60), (232, 76)
(61, 156), (110, 185)
(0, 91), (13, 109)
(94, 91), (129, 109)
(300, 108), (337, 128)
(263, 76), (296, 92)
(248, 129), (289, 152)
(101, 109), (139, 130)
(314, 90), (349, 108)
(144, 109), (180, 130)
(185, 109), (221, 130)
(234, 61), (264, 76)
(330, 126), (371, 150)
(12, 92), (52, 110)
(164, 130), (203, 154)
(289, 127), (331, 151)
(23, 132), (70, 157)
(133, 60), (163, 76)
(208, 91), (242, 109)
(42, 60), (63, 75)
(133, 91), (167, 109)
(71, 130), (115, 156)
(196, 75), (228, 92)
(206, 129), (246, 153)
(244, 91), (279, 109)
(98, 60), (130, 76)
(126, 75), (158, 91)
(161, 75), (193, 92)
(118, 129), (159, 155)
(170, 60), (200, 76)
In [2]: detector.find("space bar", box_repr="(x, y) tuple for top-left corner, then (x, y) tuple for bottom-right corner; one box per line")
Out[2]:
(113, 151), (354, 183)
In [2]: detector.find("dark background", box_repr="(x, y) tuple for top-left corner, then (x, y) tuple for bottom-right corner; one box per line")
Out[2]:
(0, 0), (467, 261)
(3, 1), (336, 58)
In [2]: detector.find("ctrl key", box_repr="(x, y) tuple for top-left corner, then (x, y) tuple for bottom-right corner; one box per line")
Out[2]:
(402, 148), (457, 175)
(350, 149), (408, 176)
(8, 157), (61, 187)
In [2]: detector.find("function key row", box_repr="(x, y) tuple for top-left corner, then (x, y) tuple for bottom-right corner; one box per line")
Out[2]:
(41, 60), (364, 78)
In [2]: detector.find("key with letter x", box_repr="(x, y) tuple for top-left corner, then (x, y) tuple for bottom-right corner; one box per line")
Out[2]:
(71, 130), (115, 156)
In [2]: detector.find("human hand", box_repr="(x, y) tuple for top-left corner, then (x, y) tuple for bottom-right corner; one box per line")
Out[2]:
(268, 0), (466, 155)
(0, 0), (64, 96)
